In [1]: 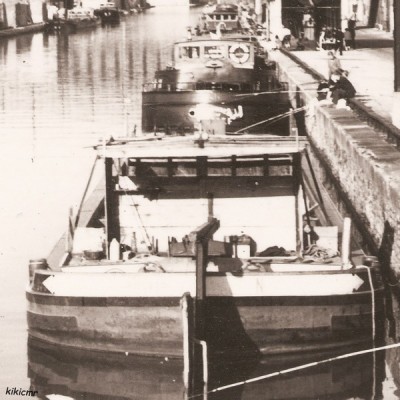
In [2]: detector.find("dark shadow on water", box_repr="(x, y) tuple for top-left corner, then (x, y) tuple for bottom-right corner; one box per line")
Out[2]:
(27, 337), (184, 400)
(180, 344), (387, 400)
(16, 33), (34, 54)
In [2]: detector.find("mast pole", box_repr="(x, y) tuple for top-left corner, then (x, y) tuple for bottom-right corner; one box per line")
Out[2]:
(392, 0), (400, 127)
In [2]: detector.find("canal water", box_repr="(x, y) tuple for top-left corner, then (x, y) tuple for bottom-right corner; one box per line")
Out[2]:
(1, 3), (400, 399)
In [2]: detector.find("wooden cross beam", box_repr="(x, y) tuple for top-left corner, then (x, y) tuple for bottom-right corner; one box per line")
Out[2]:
(189, 217), (220, 243)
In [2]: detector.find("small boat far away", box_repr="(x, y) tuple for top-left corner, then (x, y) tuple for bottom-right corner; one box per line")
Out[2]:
(26, 115), (384, 360)
(202, 3), (240, 32)
(94, 2), (121, 25)
(46, 7), (100, 33)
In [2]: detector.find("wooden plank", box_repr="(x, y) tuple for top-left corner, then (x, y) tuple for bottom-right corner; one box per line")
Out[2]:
(98, 136), (307, 159)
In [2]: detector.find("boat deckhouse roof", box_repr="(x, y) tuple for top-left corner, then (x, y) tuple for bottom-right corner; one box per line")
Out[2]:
(174, 36), (258, 46)
(96, 135), (307, 159)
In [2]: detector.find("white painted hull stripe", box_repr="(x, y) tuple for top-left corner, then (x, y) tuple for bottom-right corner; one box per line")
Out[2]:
(41, 273), (365, 297)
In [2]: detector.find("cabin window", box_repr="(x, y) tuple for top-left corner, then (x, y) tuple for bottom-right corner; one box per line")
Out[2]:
(128, 159), (198, 177)
(173, 160), (197, 176)
(195, 82), (241, 91)
(179, 46), (200, 59)
(236, 158), (264, 176)
(268, 156), (293, 176)
(207, 158), (265, 176)
(208, 159), (232, 176)
(136, 161), (169, 177)
(127, 156), (293, 178)
(204, 46), (224, 59)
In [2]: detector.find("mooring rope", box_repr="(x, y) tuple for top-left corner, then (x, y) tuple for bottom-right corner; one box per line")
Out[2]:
(187, 341), (400, 399)
(231, 105), (308, 135)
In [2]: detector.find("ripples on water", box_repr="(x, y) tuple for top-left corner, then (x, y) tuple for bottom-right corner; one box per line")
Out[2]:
(1, 3), (400, 399)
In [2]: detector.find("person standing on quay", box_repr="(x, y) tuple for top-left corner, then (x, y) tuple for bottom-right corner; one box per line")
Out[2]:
(347, 12), (357, 49)
(334, 28), (345, 55)
(327, 50), (342, 79)
(344, 28), (351, 50)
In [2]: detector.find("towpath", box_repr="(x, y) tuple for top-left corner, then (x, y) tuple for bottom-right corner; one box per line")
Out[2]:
(282, 28), (395, 128)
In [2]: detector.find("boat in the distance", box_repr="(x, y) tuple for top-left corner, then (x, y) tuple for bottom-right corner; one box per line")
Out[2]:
(46, 7), (100, 33)
(202, 3), (240, 32)
(142, 33), (290, 135)
(26, 117), (384, 359)
(94, 2), (120, 25)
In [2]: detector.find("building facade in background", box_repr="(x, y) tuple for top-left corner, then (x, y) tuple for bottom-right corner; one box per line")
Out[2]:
(251, 0), (393, 40)
(0, 0), (394, 39)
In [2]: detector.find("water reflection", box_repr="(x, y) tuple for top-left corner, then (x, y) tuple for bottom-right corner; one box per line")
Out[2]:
(0, 4), (397, 399)
(28, 338), (387, 400)
(15, 33), (35, 54)
(28, 339), (184, 400)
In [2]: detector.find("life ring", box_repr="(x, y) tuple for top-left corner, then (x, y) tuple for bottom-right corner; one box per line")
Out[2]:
(229, 44), (250, 64)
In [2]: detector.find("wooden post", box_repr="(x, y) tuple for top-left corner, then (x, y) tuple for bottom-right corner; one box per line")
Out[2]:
(189, 217), (219, 395)
(341, 217), (352, 267)
(293, 153), (303, 256)
(394, 0), (400, 93)
(192, 239), (208, 396)
(207, 193), (214, 222)
(181, 292), (191, 391)
(195, 239), (208, 340)
(105, 157), (120, 258)
(392, 0), (400, 127)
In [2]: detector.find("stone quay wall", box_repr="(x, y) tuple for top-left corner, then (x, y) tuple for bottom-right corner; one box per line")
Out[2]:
(270, 50), (400, 273)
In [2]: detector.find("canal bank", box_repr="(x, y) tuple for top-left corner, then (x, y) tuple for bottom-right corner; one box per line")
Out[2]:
(0, 22), (45, 37)
(268, 34), (400, 296)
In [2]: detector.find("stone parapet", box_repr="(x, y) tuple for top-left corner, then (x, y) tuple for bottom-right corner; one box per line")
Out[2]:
(270, 49), (400, 271)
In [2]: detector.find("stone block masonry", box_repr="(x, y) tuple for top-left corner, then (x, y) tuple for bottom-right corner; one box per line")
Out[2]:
(270, 50), (400, 274)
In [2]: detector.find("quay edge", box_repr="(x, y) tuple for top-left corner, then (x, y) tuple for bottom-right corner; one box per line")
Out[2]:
(269, 48), (400, 275)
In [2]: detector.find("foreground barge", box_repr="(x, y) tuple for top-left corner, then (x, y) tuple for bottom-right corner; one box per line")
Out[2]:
(27, 132), (384, 358)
